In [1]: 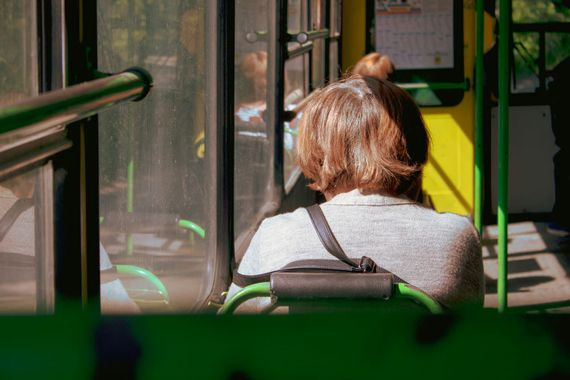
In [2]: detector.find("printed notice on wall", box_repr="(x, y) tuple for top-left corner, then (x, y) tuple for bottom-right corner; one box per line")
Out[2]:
(375, 0), (454, 70)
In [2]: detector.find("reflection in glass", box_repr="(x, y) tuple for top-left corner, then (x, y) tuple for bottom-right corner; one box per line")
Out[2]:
(284, 54), (309, 188)
(288, 0), (308, 50)
(234, 0), (275, 246)
(310, 0), (326, 89)
(513, 32), (539, 93)
(98, 1), (209, 313)
(0, 1), (38, 105)
(0, 167), (54, 314)
(329, 40), (340, 82)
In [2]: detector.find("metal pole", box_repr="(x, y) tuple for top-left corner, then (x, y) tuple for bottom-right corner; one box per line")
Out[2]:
(0, 67), (153, 134)
(474, 0), (485, 234)
(497, 0), (511, 313)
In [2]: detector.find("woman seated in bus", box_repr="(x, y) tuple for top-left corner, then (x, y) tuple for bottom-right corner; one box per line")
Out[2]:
(228, 75), (484, 311)
(352, 52), (395, 80)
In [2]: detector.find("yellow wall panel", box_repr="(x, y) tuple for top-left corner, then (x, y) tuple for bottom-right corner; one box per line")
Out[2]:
(341, 3), (477, 217)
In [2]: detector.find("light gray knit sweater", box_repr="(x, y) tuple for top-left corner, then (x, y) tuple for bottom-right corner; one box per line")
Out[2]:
(228, 189), (484, 311)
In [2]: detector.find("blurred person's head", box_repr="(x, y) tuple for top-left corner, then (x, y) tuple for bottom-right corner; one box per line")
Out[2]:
(352, 52), (395, 81)
(238, 51), (268, 101)
(297, 75), (429, 199)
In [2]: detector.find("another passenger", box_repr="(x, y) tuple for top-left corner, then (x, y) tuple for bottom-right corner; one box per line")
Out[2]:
(547, 57), (570, 237)
(228, 76), (484, 311)
(352, 52), (395, 80)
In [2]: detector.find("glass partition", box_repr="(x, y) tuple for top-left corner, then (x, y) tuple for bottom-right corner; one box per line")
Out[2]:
(0, 1), (38, 104)
(97, 0), (210, 313)
(288, 0), (308, 50)
(0, 1), (52, 315)
(329, 0), (342, 82)
(310, 0), (326, 89)
(283, 54), (309, 189)
(234, 0), (276, 247)
(329, 40), (340, 81)
(0, 166), (54, 314)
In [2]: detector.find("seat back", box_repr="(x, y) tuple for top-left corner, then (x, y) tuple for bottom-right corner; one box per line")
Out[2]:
(220, 272), (443, 314)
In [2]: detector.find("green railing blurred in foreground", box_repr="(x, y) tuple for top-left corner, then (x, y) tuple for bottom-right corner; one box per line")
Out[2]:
(0, 311), (567, 379)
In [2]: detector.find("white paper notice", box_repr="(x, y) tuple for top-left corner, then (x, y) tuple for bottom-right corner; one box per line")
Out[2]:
(375, 0), (454, 70)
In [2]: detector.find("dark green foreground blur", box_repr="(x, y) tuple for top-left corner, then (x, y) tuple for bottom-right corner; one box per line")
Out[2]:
(1, 311), (569, 379)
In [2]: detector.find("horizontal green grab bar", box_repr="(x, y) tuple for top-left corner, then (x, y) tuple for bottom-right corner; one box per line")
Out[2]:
(177, 219), (206, 239)
(0, 67), (153, 135)
(220, 282), (444, 315)
(396, 80), (470, 91)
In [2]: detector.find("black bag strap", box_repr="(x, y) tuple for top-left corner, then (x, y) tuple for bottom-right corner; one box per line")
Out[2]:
(305, 204), (359, 268)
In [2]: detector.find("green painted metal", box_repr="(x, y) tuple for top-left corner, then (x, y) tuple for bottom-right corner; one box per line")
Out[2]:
(393, 283), (444, 314)
(0, 68), (152, 135)
(178, 219), (206, 239)
(116, 264), (169, 303)
(474, 0), (485, 235)
(220, 282), (443, 315)
(396, 80), (470, 91)
(127, 159), (135, 256)
(218, 282), (271, 315)
(0, 312), (564, 379)
(497, 0), (511, 313)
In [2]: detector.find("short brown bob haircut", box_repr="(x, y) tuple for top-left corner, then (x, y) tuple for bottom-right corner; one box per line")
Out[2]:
(297, 75), (429, 196)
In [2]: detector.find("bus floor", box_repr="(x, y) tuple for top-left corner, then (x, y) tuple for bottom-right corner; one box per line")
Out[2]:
(482, 221), (570, 312)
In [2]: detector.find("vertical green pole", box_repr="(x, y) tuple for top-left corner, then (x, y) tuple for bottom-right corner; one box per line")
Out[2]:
(497, 0), (511, 313)
(127, 159), (134, 256)
(126, 0), (135, 257)
(474, 0), (485, 235)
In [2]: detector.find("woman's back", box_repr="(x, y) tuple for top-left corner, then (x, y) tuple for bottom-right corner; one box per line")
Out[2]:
(228, 76), (483, 312)
(235, 189), (483, 309)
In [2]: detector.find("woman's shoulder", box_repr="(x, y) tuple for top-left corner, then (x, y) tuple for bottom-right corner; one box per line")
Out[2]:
(409, 205), (480, 247)
(256, 207), (311, 238)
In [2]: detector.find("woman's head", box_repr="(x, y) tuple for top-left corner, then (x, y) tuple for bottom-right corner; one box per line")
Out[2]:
(297, 75), (429, 197)
(238, 51), (268, 101)
(352, 52), (395, 81)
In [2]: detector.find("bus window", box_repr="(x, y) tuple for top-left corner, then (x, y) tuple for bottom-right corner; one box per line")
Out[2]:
(328, 0), (342, 82)
(283, 54), (309, 191)
(0, 166), (54, 314)
(234, 0), (276, 252)
(0, 2), (54, 315)
(97, 1), (210, 313)
(511, 0), (570, 93)
(310, 0), (326, 89)
(0, 2), (38, 103)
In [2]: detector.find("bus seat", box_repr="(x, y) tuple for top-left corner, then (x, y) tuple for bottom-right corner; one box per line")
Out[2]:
(220, 272), (444, 314)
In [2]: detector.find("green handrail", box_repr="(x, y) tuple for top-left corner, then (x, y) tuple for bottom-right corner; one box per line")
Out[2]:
(219, 282), (444, 315)
(497, 0), (511, 313)
(474, 0), (485, 235)
(218, 282), (271, 314)
(0, 67), (153, 135)
(396, 80), (470, 91)
(115, 264), (169, 303)
(177, 219), (206, 239)
(392, 283), (444, 314)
